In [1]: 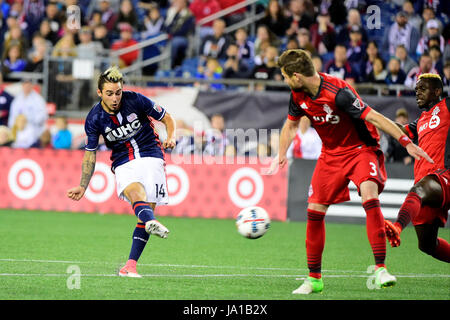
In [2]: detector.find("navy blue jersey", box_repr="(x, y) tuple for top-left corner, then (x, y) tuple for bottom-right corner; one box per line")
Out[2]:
(0, 89), (14, 126)
(84, 91), (166, 170)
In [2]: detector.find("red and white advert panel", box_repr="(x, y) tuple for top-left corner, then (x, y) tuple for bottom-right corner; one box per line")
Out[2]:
(0, 148), (288, 221)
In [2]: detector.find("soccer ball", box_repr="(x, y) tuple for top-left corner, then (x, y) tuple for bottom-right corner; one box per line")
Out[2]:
(236, 206), (270, 239)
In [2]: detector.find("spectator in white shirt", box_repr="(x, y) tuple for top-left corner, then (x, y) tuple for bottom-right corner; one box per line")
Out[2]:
(382, 10), (420, 57)
(287, 116), (322, 160)
(11, 114), (36, 148)
(8, 79), (48, 140)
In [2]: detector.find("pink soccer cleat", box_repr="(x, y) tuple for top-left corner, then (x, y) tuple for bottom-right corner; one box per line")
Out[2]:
(118, 260), (142, 278)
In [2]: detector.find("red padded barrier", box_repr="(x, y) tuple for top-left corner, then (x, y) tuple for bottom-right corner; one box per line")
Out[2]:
(0, 148), (287, 221)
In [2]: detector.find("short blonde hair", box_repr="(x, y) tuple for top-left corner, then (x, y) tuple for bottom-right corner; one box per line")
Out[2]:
(418, 73), (441, 81)
(98, 66), (123, 91)
(418, 73), (443, 92)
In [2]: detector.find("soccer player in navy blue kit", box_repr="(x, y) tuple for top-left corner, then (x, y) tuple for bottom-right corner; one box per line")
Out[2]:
(67, 67), (176, 277)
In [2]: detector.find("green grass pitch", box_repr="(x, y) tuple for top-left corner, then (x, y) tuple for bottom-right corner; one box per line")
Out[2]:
(0, 209), (448, 300)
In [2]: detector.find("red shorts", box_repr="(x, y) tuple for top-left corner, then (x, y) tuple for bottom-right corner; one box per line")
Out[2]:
(412, 168), (450, 227)
(308, 147), (387, 205)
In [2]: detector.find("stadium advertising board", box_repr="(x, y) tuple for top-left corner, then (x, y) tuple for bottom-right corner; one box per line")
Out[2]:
(0, 148), (288, 221)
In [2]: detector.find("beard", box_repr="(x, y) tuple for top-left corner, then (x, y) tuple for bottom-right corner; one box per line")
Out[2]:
(418, 98), (439, 110)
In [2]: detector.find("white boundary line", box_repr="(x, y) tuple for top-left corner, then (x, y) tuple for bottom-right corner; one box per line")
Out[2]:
(0, 273), (448, 278)
(0, 258), (83, 264)
(0, 258), (352, 272)
(1, 258), (449, 278)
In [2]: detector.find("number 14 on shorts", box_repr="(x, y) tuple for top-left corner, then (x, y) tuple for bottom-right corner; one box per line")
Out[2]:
(155, 183), (166, 198)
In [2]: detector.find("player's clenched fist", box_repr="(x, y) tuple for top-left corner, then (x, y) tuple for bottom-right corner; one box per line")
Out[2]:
(162, 138), (176, 149)
(67, 186), (86, 201)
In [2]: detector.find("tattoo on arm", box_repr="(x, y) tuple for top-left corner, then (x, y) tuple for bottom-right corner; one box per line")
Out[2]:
(80, 151), (96, 189)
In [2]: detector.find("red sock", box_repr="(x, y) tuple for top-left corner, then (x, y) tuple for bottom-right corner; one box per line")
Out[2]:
(396, 192), (422, 230)
(362, 199), (386, 268)
(433, 238), (450, 263)
(306, 209), (326, 278)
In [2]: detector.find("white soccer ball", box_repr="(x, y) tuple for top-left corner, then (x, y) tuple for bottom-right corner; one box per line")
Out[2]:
(236, 206), (270, 239)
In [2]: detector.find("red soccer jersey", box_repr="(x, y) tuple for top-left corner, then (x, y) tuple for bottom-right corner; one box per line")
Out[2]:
(404, 97), (450, 183)
(288, 72), (380, 154)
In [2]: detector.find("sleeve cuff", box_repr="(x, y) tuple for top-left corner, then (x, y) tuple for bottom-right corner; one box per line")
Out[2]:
(287, 114), (301, 121)
(157, 109), (166, 121)
(360, 106), (372, 120)
(398, 134), (412, 147)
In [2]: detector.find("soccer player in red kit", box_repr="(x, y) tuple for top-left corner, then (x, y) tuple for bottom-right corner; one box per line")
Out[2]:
(385, 74), (450, 263)
(271, 49), (433, 294)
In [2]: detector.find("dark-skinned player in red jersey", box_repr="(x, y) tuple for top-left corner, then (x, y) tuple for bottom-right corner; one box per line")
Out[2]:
(269, 49), (433, 295)
(385, 74), (450, 263)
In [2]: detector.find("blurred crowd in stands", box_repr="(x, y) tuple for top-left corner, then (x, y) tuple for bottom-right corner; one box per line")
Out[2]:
(0, 73), (71, 149)
(0, 0), (449, 163)
(0, 0), (448, 85)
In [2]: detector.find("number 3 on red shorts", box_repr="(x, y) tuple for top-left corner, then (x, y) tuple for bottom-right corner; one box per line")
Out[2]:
(369, 162), (377, 176)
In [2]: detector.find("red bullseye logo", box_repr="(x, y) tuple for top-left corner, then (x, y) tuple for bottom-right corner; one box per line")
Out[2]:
(8, 159), (44, 200)
(84, 162), (115, 203)
(228, 167), (264, 208)
(167, 174), (181, 196)
(89, 171), (108, 193)
(166, 165), (189, 206)
(235, 176), (256, 200)
(16, 168), (35, 190)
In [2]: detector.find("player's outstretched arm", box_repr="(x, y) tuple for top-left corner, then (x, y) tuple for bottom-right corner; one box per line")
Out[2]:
(160, 112), (176, 149)
(364, 109), (434, 163)
(67, 150), (97, 201)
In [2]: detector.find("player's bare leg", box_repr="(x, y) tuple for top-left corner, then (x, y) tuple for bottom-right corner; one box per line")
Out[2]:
(360, 180), (396, 288)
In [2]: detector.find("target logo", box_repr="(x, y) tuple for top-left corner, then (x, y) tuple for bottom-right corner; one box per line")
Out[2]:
(8, 159), (44, 200)
(166, 164), (189, 206)
(84, 162), (115, 203)
(228, 167), (264, 208)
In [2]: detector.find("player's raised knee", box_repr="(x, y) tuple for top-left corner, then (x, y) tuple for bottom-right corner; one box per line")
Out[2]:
(124, 183), (146, 204)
